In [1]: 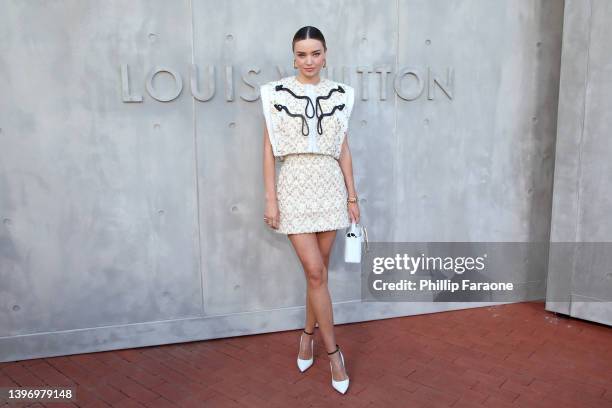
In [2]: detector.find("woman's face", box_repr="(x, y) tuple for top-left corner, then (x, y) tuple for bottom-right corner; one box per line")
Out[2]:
(293, 39), (326, 78)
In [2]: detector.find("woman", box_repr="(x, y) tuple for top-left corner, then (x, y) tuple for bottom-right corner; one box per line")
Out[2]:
(260, 26), (359, 395)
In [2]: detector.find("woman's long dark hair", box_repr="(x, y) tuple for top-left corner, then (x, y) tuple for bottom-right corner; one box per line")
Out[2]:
(292, 26), (327, 52)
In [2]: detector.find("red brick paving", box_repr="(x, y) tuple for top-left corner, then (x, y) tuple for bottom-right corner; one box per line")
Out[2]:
(1, 301), (611, 407)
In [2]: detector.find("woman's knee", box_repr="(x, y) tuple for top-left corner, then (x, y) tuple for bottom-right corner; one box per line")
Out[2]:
(304, 262), (326, 287)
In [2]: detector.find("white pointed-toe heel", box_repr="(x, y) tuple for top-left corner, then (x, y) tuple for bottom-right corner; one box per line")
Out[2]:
(297, 329), (314, 372)
(328, 344), (349, 394)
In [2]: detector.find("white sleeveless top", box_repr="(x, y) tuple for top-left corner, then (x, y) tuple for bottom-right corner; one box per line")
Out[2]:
(260, 75), (355, 160)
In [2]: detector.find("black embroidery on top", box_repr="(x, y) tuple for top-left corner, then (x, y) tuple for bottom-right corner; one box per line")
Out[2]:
(317, 104), (345, 135)
(274, 103), (309, 136)
(276, 84), (315, 118)
(314, 86), (345, 135)
(274, 83), (346, 136)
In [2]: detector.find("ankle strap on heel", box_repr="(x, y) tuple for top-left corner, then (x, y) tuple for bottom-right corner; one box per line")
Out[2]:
(327, 344), (340, 355)
(303, 329), (315, 335)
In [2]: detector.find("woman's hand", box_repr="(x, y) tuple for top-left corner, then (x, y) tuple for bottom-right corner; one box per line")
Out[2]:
(348, 202), (360, 224)
(264, 199), (280, 230)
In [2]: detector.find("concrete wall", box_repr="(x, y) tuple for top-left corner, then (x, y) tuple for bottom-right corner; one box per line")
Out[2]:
(0, 0), (565, 362)
(546, 0), (612, 325)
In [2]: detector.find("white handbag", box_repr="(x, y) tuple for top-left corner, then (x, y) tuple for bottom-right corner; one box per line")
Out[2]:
(344, 221), (369, 263)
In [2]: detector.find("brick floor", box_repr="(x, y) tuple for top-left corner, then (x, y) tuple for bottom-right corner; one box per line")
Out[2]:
(1, 301), (611, 407)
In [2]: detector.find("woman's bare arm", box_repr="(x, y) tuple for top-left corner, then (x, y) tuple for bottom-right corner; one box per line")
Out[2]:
(338, 132), (360, 223)
(263, 125), (277, 201)
(338, 133), (357, 198)
(263, 124), (280, 229)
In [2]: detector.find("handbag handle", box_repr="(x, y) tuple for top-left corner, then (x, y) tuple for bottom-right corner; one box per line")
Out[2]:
(362, 224), (369, 253)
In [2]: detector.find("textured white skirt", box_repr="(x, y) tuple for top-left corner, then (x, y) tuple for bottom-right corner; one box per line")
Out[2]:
(274, 153), (351, 234)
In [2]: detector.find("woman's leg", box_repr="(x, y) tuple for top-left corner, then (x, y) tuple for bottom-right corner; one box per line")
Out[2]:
(304, 230), (335, 333)
(288, 231), (347, 381)
(299, 230), (335, 359)
(316, 230), (348, 382)
(289, 231), (330, 345)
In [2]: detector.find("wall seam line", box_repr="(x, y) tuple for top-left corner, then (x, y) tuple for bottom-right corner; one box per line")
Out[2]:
(570, 0), (593, 312)
(189, 0), (205, 316)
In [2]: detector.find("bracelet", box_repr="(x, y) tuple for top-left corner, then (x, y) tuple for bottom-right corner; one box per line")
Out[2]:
(347, 196), (358, 204)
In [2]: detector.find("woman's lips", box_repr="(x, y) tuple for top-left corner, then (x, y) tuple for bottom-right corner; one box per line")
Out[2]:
(305, 67), (314, 71)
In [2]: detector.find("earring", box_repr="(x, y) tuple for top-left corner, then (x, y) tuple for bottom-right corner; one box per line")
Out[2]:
(294, 60), (297, 69)
(323, 60), (327, 68)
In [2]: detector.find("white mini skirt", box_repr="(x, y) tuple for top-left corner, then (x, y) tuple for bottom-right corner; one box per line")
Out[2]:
(274, 153), (351, 234)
